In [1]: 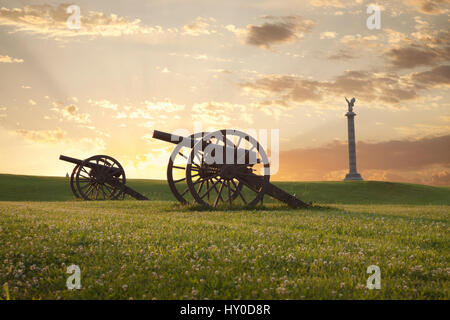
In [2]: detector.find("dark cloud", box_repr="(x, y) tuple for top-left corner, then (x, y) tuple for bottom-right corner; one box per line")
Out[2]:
(406, 0), (450, 15)
(412, 65), (450, 87)
(327, 49), (357, 60)
(274, 135), (450, 185)
(245, 16), (315, 49)
(241, 75), (322, 102)
(241, 62), (450, 107)
(386, 45), (450, 69)
(241, 70), (420, 106)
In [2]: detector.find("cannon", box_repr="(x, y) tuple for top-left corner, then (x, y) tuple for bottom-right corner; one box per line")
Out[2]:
(59, 154), (148, 200)
(153, 129), (308, 209)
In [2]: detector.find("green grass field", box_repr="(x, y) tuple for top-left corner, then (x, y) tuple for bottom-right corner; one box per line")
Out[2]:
(0, 174), (449, 300)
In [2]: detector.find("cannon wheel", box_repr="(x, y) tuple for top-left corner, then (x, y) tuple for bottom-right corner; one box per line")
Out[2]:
(185, 129), (270, 208)
(167, 132), (206, 204)
(75, 155), (126, 200)
(70, 164), (82, 198)
(168, 132), (244, 204)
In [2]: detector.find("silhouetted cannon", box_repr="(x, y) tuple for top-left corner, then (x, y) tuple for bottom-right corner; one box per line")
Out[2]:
(59, 154), (148, 200)
(152, 129), (308, 209)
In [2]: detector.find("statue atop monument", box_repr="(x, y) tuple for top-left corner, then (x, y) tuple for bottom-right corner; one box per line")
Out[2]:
(345, 97), (356, 112)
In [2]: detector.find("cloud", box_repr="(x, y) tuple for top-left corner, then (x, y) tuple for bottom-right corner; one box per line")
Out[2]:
(0, 54), (23, 63)
(112, 99), (184, 120)
(384, 28), (410, 44)
(0, 4), (160, 40)
(383, 22), (450, 69)
(240, 69), (421, 107)
(274, 134), (450, 185)
(411, 65), (450, 87)
(144, 100), (185, 112)
(327, 48), (357, 60)
(182, 17), (216, 36)
(431, 170), (450, 185)
(320, 31), (337, 39)
(228, 16), (315, 49)
(310, 0), (345, 8)
(241, 63), (450, 108)
(51, 103), (91, 124)
(241, 74), (323, 103)
(339, 34), (380, 49)
(402, 0), (450, 15)
(0, 106), (6, 118)
(168, 52), (231, 62)
(386, 45), (450, 69)
(191, 101), (253, 126)
(394, 123), (450, 138)
(88, 99), (118, 110)
(16, 127), (66, 143)
(14, 126), (106, 152)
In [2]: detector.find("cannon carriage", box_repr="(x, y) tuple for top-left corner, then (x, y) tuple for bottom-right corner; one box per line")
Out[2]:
(59, 154), (148, 200)
(153, 129), (308, 209)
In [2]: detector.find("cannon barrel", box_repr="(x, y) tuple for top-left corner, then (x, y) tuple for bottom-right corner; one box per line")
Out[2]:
(152, 130), (197, 147)
(59, 155), (83, 165)
(59, 154), (122, 175)
(152, 130), (259, 164)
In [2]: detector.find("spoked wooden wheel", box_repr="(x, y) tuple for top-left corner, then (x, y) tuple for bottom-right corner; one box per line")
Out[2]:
(186, 129), (270, 208)
(167, 132), (244, 204)
(167, 132), (207, 204)
(75, 155), (126, 200)
(70, 164), (82, 198)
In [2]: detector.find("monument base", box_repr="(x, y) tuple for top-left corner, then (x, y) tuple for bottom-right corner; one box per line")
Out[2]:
(344, 172), (363, 181)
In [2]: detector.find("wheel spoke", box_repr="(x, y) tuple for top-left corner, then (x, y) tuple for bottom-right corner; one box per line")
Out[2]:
(197, 180), (205, 194)
(232, 180), (247, 204)
(86, 184), (96, 197)
(227, 180), (232, 207)
(79, 172), (91, 179)
(180, 187), (189, 197)
(200, 178), (221, 200)
(99, 185), (107, 199)
(213, 180), (226, 207)
(212, 177), (225, 202)
(174, 177), (186, 183)
(82, 183), (94, 196)
(193, 174), (217, 186)
(79, 181), (92, 189)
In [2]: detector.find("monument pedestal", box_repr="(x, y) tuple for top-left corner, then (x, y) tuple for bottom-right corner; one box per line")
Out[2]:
(344, 108), (363, 181)
(344, 172), (363, 181)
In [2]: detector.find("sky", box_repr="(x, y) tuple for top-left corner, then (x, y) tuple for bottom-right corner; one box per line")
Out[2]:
(0, 0), (449, 185)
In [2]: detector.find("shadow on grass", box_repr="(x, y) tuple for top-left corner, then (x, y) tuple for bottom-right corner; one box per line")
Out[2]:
(175, 202), (335, 213)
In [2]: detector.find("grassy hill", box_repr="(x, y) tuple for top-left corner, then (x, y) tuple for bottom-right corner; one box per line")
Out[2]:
(0, 173), (448, 300)
(0, 173), (448, 205)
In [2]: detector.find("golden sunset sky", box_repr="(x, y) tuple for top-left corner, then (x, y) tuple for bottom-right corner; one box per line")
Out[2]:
(0, 0), (449, 184)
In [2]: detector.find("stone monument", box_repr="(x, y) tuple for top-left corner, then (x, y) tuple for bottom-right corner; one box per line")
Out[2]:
(344, 97), (363, 181)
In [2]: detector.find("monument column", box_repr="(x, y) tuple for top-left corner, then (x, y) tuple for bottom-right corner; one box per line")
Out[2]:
(344, 97), (363, 181)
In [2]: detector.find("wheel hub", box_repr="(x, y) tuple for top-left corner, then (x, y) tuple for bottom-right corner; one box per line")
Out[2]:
(220, 165), (237, 180)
